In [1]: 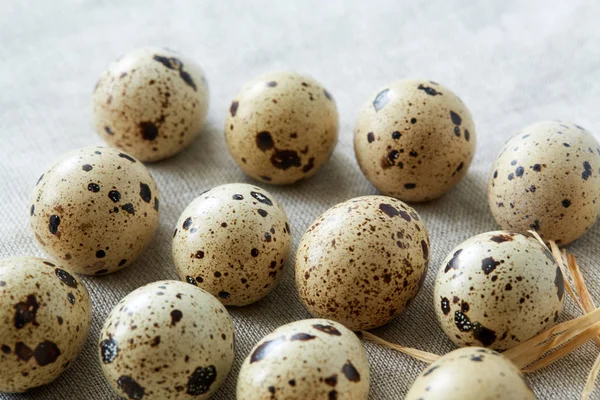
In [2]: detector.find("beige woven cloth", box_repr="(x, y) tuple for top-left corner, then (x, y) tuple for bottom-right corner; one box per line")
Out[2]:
(1, 1), (600, 399)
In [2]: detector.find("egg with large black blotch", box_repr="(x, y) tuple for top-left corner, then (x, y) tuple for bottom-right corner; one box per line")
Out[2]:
(237, 319), (370, 400)
(488, 121), (600, 245)
(434, 231), (564, 350)
(225, 71), (339, 184)
(98, 281), (234, 400)
(0, 257), (91, 392)
(92, 47), (209, 162)
(405, 347), (534, 400)
(172, 183), (291, 306)
(30, 147), (160, 275)
(354, 79), (476, 202)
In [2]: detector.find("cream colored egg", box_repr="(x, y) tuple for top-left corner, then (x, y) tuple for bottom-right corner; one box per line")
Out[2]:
(405, 347), (534, 400)
(237, 319), (370, 400)
(434, 231), (564, 350)
(488, 121), (600, 245)
(99, 280), (234, 400)
(92, 47), (209, 162)
(354, 79), (476, 202)
(0, 257), (91, 392)
(172, 183), (291, 306)
(225, 71), (338, 184)
(30, 147), (160, 275)
(295, 195), (429, 330)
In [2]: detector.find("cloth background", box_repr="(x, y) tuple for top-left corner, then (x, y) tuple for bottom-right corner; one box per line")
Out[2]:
(1, 1), (600, 399)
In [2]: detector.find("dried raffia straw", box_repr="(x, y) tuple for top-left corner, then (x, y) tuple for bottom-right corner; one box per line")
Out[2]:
(360, 231), (600, 399)
(360, 331), (440, 364)
(555, 244), (600, 400)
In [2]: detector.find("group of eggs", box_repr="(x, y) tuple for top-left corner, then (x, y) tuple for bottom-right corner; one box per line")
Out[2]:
(1, 46), (599, 399)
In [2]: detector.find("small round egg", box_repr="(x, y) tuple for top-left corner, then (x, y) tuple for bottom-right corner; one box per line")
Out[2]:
(237, 319), (370, 400)
(434, 231), (564, 350)
(488, 121), (600, 245)
(0, 257), (91, 392)
(405, 347), (534, 400)
(172, 183), (291, 306)
(99, 280), (234, 400)
(92, 47), (209, 162)
(224, 71), (339, 184)
(295, 196), (429, 330)
(354, 79), (476, 202)
(30, 147), (160, 275)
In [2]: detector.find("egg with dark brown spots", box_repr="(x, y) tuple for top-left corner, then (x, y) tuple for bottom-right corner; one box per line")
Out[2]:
(405, 347), (534, 400)
(30, 147), (160, 275)
(225, 71), (338, 184)
(92, 47), (209, 162)
(295, 196), (429, 330)
(172, 183), (291, 306)
(237, 319), (369, 399)
(0, 257), (91, 392)
(488, 121), (600, 245)
(354, 79), (476, 202)
(434, 231), (564, 350)
(99, 280), (234, 400)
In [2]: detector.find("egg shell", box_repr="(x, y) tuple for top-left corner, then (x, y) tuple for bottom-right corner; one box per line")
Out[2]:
(30, 147), (160, 275)
(99, 280), (234, 400)
(92, 47), (209, 162)
(433, 231), (564, 350)
(488, 121), (600, 245)
(354, 79), (476, 202)
(0, 257), (91, 392)
(237, 318), (370, 400)
(295, 195), (430, 330)
(405, 347), (534, 400)
(172, 183), (291, 306)
(224, 71), (339, 184)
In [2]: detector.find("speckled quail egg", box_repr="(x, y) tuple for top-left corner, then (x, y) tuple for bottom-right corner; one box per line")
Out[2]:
(99, 280), (234, 400)
(30, 147), (160, 275)
(354, 79), (476, 202)
(92, 47), (209, 162)
(405, 347), (534, 400)
(295, 195), (430, 330)
(0, 257), (91, 392)
(488, 121), (600, 245)
(172, 183), (291, 306)
(434, 231), (564, 350)
(224, 71), (338, 184)
(237, 319), (370, 400)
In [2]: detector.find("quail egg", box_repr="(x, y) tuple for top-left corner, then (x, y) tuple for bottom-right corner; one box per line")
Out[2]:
(30, 147), (160, 275)
(225, 71), (338, 184)
(99, 280), (234, 400)
(237, 319), (370, 400)
(92, 47), (209, 162)
(354, 79), (476, 202)
(434, 231), (564, 350)
(295, 195), (430, 330)
(172, 183), (291, 306)
(405, 347), (534, 400)
(488, 121), (600, 245)
(0, 257), (91, 392)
